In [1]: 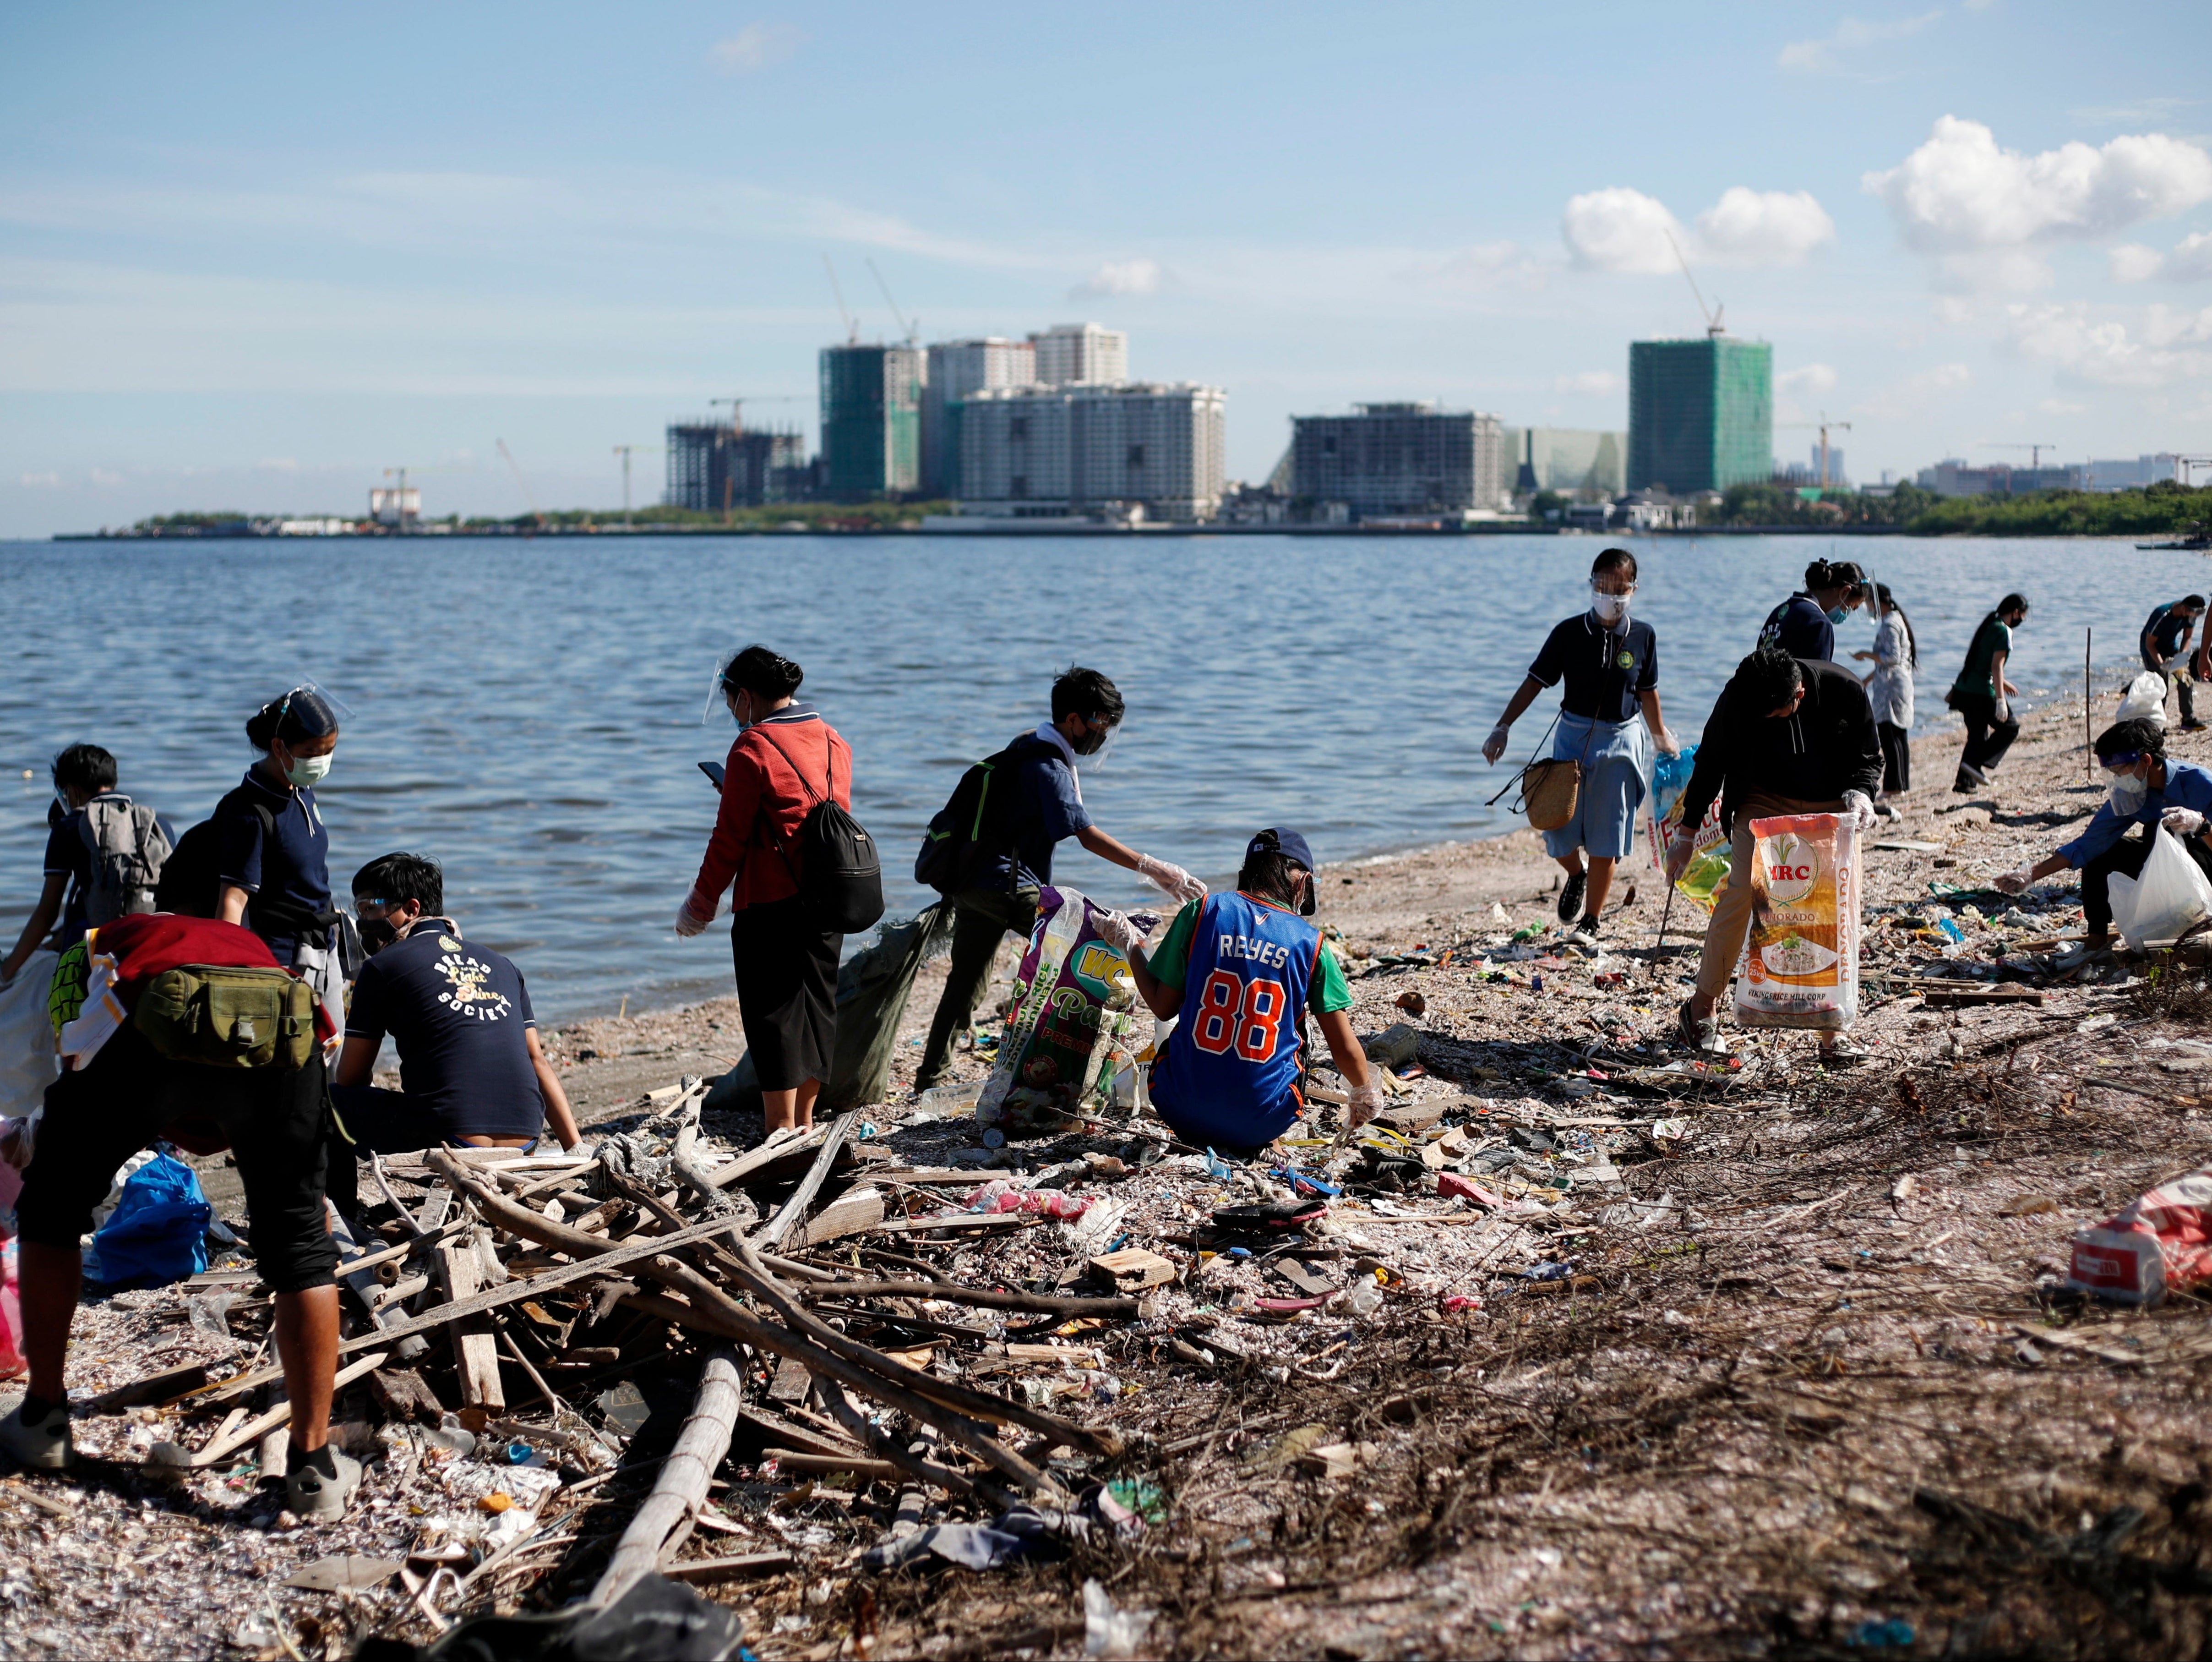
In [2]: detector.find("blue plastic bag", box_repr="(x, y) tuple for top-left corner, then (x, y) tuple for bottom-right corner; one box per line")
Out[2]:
(88, 1151), (210, 1289)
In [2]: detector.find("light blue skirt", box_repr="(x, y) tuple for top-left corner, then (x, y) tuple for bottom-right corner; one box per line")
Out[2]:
(1541, 712), (1651, 862)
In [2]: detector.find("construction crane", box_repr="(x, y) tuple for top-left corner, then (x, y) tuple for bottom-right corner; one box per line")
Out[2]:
(610, 444), (661, 530)
(496, 439), (547, 535)
(1778, 415), (1854, 489)
(866, 258), (918, 344)
(1988, 442), (2060, 471)
(707, 395), (802, 433)
(822, 254), (858, 345)
(1664, 230), (1725, 338)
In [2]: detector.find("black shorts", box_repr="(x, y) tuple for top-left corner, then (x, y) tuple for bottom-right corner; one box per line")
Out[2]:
(730, 896), (841, 1092)
(20, 1023), (338, 1293)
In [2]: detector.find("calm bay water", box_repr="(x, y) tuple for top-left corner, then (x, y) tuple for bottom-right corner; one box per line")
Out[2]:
(2, 531), (2201, 1019)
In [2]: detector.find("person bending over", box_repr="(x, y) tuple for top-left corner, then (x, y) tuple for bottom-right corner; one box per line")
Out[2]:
(1994, 718), (2212, 950)
(914, 666), (1204, 1092)
(1665, 647), (1882, 1059)
(334, 852), (581, 1154)
(0, 913), (354, 1520)
(2140, 595), (2208, 733)
(1757, 558), (1865, 663)
(1105, 828), (1379, 1157)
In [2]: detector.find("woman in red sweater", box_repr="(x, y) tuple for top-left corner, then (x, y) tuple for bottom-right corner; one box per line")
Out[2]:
(677, 646), (853, 1132)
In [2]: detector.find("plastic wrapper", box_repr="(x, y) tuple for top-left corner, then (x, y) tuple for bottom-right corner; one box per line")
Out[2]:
(2116, 669), (2169, 727)
(2067, 1166), (2212, 1306)
(1733, 811), (1860, 1031)
(2107, 825), (2212, 950)
(975, 886), (1151, 1136)
(1647, 745), (1728, 913)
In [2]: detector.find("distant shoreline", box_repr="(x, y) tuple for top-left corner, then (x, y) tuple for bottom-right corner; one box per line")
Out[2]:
(41, 523), (2177, 542)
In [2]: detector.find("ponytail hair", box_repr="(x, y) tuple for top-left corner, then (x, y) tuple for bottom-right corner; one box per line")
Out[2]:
(1871, 583), (1917, 669)
(1983, 593), (2030, 629)
(1805, 557), (1866, 596)
(245, 686), (341, 751)
(719, 644), (804, 702)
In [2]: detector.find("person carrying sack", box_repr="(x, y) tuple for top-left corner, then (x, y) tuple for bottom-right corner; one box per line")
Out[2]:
(1482, 547), (1676, 948)
(676, 646), (859, 1134)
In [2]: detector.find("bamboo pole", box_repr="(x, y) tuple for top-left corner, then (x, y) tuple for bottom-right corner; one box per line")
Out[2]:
(588, 1349), (742, 1608)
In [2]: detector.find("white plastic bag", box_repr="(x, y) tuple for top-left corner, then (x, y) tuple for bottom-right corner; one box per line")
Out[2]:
(2117, 670), (2170, 727)
(2107, 826), (2212, 949)
(0, 952), (57, 1121)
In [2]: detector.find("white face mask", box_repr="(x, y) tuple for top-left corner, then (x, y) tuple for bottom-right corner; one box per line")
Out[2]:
(1591, 591), (1630, 626)
(282, 750), (332, 789)
(2107, 768), (2147, 814)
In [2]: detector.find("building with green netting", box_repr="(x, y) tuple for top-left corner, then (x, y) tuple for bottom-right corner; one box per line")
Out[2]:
(1627, 337), (1771, 495)
(820, 344), (923, 499)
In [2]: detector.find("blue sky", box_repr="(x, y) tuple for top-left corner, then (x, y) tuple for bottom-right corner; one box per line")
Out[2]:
(4, 0), (2210, 535)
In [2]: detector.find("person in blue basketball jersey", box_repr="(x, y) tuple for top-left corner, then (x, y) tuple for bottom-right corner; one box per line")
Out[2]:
(1107, 828), (1381, 1155)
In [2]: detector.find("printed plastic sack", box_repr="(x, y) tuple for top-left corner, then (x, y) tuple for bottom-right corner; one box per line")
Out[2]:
(1734, 812), (1860, 1031)
(2067, 1166), (2212, 1306)
(976, 886), (1150, 1137)
(2106, 826), (2212, 950)
(0, 1241), (22, 1382)
(1648, 746), (1729, 913)
(0, 951), (59, 1121)
(2117, 669), (2170, 727)
(86, 1149), (211, 1290)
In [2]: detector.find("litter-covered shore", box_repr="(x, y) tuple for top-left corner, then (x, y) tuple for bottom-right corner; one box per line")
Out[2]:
(10, 695), (2212, 1662)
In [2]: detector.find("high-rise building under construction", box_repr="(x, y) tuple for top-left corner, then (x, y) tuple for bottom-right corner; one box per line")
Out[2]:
(820, 344), (924, 499)
(1627, 337), (1771, 494)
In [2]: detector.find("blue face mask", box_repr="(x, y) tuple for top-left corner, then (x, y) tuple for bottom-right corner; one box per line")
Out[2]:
(1826, 605), (1851, 626)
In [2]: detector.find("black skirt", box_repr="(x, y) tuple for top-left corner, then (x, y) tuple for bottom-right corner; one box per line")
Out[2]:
(730, 895), (842, 1091)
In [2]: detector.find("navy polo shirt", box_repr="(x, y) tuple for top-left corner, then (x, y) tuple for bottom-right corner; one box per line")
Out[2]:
(344, 919), (545, 1139)
(213, 769), (332, 962)
(1759, 594), (1835, 662)
(977, 737), (1094, 893)
(2146, 601), (2195, 659)
(1528, 613), (1658, 723)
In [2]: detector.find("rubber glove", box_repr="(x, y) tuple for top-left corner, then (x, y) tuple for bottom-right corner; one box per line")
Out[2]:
(2163, 806), (2207, 836)
(1842, 790), (1879, 832)
(1993, 866), (2035, 895)
(1091, 909), (1148, 953)
(565, 1139), (596, 1161)
(1655, 727), (1681, 756)
(1482, 725), (1511, 765)
(674, 895), (714, 937)
(1136, 854), (1206, 903)
(1346, 1080), (1384, 1130)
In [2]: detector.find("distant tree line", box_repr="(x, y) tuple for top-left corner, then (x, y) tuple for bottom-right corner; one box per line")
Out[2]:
(1705, 479), (2211, 535)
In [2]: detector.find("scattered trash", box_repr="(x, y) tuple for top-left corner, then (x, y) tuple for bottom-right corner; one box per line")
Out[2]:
(1083, 1576), (1155, 1659)
(2068, 1165), (2212, 1305)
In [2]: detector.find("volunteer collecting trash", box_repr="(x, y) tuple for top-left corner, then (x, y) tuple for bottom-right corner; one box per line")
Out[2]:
(1095, 828), (1380, 1156)
(2138, 594), (2209, 733)
(1482, 548), (1676, 947)
(1665, 645), (1883, 1059)
(1994, 717), (2212, 951)
(1849, 583), (1918, 815)
(912, 667), (1204, 1093)
(1757, 558), (1866, 662)
(1947, 594), (2027, 793)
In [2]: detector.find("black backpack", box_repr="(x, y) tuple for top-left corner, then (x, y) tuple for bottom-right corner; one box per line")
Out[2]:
(754, 728), (884, 935)
(913, 734), (1056, 895)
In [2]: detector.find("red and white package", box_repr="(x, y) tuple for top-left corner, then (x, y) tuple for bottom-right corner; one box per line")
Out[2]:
(2065, 1167), (2212, 1306)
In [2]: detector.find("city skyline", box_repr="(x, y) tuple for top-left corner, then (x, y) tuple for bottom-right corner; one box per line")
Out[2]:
(4, 1), (2210, 536)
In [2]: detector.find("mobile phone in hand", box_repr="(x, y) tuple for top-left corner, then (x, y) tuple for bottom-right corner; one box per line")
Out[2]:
(698, 760), (725, 790)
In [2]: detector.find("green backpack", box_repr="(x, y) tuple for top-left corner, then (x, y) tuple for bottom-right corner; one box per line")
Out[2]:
(134, 965), (316, 1070)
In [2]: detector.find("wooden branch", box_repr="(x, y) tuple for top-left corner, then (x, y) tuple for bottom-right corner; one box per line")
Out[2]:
(703, 1124), (824, 1191)
(589, 1349), (743, 1609)
(153, 1352), (388, 1470)
(755, 1113), (855, 1251)
(437, 1238), (504, 1411)
(793, 1279), (1139, 1318)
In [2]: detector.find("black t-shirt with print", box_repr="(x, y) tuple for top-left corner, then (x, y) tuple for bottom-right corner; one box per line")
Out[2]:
(343, 919), (544, 1138)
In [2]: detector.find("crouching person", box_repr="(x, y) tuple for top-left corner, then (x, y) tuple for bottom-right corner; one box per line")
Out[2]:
(334, 853), (582, 1154)
(1103, 829), (1380, 1157)
(1994, 718), (2212, 949)
(0, 913), (354, 1519)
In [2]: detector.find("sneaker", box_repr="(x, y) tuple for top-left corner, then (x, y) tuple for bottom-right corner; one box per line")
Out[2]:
(1819, 1037), (1869, 1066)
(1674, 1001), (1724, 1054)
(1954, 763), (1988, 791)
(2183, 719), (2208, 733)
(1565, 916), (1602, 949)
(1556, 870), (1587, 925)
(0, 1399), (72, 1470)
(1873, 801), (1901, 823)
(286, 1448), (361, 1522)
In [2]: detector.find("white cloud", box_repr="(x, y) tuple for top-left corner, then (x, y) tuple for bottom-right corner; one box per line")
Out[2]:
(1694, 188), (1836, 264)
(2108, 230), (2212, 283)
(1919, 362), (1973, 390)
(18, 471), (59, 488)
(2003, 300), (2212, 386)
(2071, 97), (2201, 126)
(1070, 257), (1161, 298)
(708, 23), (803, 74)
(1779, 12), (1941, 77)
(2039, 397), (2088, 414)
(88, 469), (121, 487)
(1864, 116), (2212, 258)
(1564, 184), (1833, 273)
(1411, 241), (1556, 293)
(1553, 371), (1621, 396)
(1779, 363), (1840, 397)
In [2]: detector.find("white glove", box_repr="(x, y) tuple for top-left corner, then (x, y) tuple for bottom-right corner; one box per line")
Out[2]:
(564, 1139), (596, 1162)
(1655, 727), (1681, 756)
(1482, 724), (1510, 765)
(2163, 807), (2207, 836)
(1092, 909), (1148, 953)
(1994, 865), (2035, 895)
(1345, 1081), (1384, 1129)
(1136, 853), (1206, 903)
(1842, 791), (1879, 832)
(674, 896), (714, 937)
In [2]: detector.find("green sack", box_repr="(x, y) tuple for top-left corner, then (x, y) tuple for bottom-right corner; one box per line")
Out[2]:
(133, 965), (316, 1070)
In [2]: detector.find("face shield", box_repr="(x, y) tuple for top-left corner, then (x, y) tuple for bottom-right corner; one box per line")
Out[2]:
(1072, 713), (1123, 770)
(261, 680), (357, 753)
(702, 651), (738, 726)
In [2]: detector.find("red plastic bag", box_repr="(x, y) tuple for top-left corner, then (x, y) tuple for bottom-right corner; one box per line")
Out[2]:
(2067, 1167), (2212, 1306)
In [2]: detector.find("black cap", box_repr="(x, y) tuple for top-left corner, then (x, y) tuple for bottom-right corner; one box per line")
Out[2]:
(1247, 827), (1314, 872)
